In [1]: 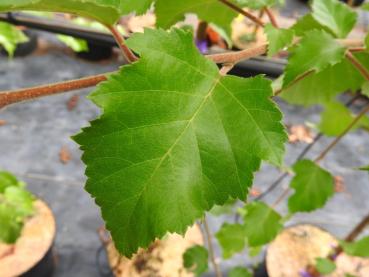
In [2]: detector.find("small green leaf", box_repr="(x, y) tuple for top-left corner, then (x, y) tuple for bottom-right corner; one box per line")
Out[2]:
(57, 35), (89, 52)
(319, 101), (369, 136)
(0, 171), (19, 193)
(264, 23), (294, 57)
(359, 165), (369, 171)
(248, 246), (262, 257)
(183, 245), (208, 276)
(4, 186), (35, 217)
(216, 223), (247, 259)
(210, 198), (237, 216)
(74, 28), (287, 257)
(280, 53), (369, 106)
(242, 202), (282, 247)
(340, 237), (369, 257)
(236, 0), (283, 9)
(283, 30), (346, 88)
(0, 0), (121, 25)
(0, 204), (23, 244)
(311, 0), (357, 38)
(362, 81), (369, 97)
(229, 266), (252, 277)
(291, 14), (334, 37)
(0, 22), (28, 57)
(288, 160), (334, 213)
(315, 257), (336, 274)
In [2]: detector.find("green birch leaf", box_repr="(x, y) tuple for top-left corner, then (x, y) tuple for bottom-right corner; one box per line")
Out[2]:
(4, 186), (35, 217)
(236, 0), (283, 9)
(0, 204), (23, 244)
(264, 23), (294, 57)
(155, 0), (238, 36)
(183, 245), (208, 276)
(291, 14), (334, 37)
(288, 160), (335, 213)
(280, 52), (369, 106)
(0, 171), (19, 193)
(0, 22), (28, 57)
(315, 257), (336, 274)
(216, 223), (247, 259)
(0, 0), (121, 25)
(210, 198), (237, 216)
(283, 30), (346, 88)
(362, 81), (369, 97)
(229, 266), (253, 277)
(74, 28), (287, 257)
(319, 101), (369, 136)
(311, 0), (357, 38)
(340, 236), (369, 257)
(242, 202), (282, 247)
(120, 0), (152, 15)
(57, 35), (88, 52)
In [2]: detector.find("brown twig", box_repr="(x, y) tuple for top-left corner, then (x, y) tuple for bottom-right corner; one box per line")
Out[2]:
(0, 73), (108, 109)
(106, 25), (138, 63)
(264, 7), (279, 28)
(220, 63), (235, 75)
(209, 43), (268, 64)
(0, 39), (365, 109)
(218, 0), (265, 27)
(253, 9), (265, 34)
(203, 217), (223, 277)
(349, 47), (366, 53)
(346, 51), (369, 81)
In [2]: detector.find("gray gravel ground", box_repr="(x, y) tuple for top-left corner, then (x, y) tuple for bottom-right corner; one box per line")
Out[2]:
(0, 32), (369, 276)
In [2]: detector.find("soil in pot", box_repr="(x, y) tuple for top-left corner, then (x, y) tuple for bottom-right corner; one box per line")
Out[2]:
(266, 224), (369, 277)
(105, 225), (203, 277)
(0, 200), (56, 277)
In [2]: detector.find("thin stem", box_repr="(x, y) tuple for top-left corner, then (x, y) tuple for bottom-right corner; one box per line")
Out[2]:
(1, 39), (364, 109)
(345, 213), (369, 242)
(106, 25), (138, 63)
(219, 63), (235, 75)
(264, 7), (279, 28)
(328, 213), (369, 265)
(203, 217), (223, 277)
(209, 43), (268, 64)
(218, 0), (265, 27)
(346, 51), (369, 81)
(315, 103), (369, 163)
(349, 47), (366, 53)
(253, 9), (265, 35)
(0, 73), (108, 108)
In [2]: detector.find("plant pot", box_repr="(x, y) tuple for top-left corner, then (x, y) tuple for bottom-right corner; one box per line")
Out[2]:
(0, 199), (56, 277)
(105, 225), (204, 277)
(76, 42), (113, 61)
(266, 224), (369, 277)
